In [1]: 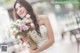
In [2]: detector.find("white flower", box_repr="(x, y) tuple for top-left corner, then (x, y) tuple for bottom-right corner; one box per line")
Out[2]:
(12, 28), (19, 33)
(15, 19), (22, 26)
(26, 14), (31, 18)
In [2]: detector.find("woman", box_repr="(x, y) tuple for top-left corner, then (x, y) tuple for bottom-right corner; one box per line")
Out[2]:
(13, 0), (54, 53)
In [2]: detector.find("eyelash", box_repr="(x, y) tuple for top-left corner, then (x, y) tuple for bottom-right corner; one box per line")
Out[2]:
(20, 5), (22, 8)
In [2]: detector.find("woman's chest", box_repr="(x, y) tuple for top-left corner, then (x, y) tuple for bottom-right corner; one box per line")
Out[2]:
(29, 25), (48, 43)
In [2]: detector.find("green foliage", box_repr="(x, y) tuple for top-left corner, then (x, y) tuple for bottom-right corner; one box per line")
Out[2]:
(77, 0), (80, 9)
(4, 0), (13, 4)
(4, 0), (11, 3)
(11, 23), (19, 30)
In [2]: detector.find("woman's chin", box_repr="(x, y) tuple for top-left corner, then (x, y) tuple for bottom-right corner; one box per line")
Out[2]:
(22, 14), (27, 18)
(20, 15), (26, 18)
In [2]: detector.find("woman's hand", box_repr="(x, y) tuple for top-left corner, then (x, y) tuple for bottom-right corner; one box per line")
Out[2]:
(30, 49), (39, 53)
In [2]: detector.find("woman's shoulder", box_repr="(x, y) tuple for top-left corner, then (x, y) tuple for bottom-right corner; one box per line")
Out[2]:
(37, 15), (48, 25)
(37, 15), (48, 21)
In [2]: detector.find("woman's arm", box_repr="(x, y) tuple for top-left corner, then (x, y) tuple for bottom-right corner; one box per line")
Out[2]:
(34, 15), (55, 53)
(20, 15), (54, 53)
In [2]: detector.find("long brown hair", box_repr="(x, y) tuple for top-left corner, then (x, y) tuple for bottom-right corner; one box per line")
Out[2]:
(13, 0), (41, 36)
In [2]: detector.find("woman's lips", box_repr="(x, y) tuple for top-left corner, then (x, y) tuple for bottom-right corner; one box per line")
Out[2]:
(20, 11), (26, 18)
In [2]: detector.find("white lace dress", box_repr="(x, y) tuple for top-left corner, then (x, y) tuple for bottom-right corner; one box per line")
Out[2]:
(28, 25), (54, 53)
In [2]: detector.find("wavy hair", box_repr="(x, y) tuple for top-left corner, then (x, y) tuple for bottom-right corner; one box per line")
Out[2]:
(13, 0), (41, 36)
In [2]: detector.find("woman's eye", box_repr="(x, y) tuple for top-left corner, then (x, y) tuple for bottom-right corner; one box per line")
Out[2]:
(20, 5), (23, 8)
(15, 5), (23, 11)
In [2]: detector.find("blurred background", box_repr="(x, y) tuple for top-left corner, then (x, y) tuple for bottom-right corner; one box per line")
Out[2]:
(0, 0), (80, 53)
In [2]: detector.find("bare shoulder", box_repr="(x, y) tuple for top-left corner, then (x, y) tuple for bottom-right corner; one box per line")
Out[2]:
(37, 15), (48, 20)
(37, 15), (48, 23)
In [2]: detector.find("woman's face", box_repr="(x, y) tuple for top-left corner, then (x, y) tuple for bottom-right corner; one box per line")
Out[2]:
(15, 3), (27, 18)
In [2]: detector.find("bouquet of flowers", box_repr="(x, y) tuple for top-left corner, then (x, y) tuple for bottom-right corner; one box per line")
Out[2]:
(10, 14), (37, 50)
(10, 14), (35, 38)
